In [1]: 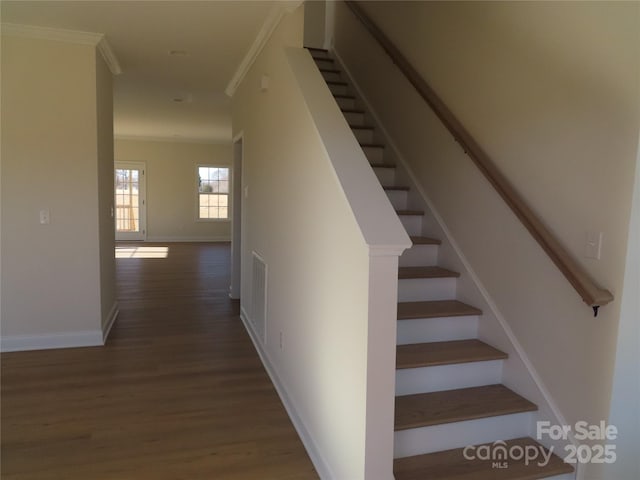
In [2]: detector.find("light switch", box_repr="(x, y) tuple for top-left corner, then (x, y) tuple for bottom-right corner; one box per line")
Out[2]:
(39, 209), (50, 225)
(585, 231), (603, 260)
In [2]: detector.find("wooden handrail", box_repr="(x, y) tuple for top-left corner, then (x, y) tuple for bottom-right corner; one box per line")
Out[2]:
(344, 0), (613, 314)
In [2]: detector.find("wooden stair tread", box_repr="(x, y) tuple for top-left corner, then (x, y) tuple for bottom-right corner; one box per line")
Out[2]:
(383, 185), (410, 191)
(327, 80), (348, 85)
(351, 125), (374, 130)
(334, 94), (355, 99)
(394, 437), (574, 480)
(320, 68), (341, 73)
(410, 236), (441, 245)
(398, 266), (460, 279)
(396, 340), (508, 369)
(306, 47), (329, 52)
(396, 209), (424, 216)
(395, 384), (537, 430)
(341, 108), (365, 114)
(361, 143), (385, 148)
(398, 300), (482, 320)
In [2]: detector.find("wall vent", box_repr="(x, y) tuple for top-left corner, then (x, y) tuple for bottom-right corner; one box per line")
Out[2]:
(251, 252), (267, 344)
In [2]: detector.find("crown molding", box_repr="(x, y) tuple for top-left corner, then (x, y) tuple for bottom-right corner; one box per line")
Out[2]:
(97, 37), (122, 75)
(1, 22), (122, 75)
(224, 0), (303, 97)
(1, 22), (101, 44)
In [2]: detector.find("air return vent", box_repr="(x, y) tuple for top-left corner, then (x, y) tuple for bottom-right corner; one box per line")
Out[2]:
(251, 252), (267, 344)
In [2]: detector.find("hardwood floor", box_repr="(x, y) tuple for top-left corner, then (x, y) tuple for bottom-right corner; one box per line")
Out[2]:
(1, 242), (318, 480)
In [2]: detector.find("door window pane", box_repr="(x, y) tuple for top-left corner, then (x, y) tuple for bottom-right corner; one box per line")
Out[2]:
(116, 168), (141, 232)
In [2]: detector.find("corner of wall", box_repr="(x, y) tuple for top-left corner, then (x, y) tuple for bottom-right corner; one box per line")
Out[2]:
(101, 302), (119, 344)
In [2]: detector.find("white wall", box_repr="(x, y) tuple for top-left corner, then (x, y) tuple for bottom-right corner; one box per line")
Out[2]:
(232, 5), (408, 478)
(606, 131), (640, 479)
(1, 34), (114, 348)
(303, 0), (325, 48)
(333, 2), (639, 477)
(114, 139), (232, 242)
(96, 52), (117, 334)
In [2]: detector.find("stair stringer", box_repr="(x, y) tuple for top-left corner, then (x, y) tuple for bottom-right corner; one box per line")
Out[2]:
(332, 48), (581, 480)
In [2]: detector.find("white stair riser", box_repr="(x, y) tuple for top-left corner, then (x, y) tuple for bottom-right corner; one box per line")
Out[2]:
(335, 96), (356, 110)
(399, 215), (422, 236)
(395, 360), (504, 396)
(352, 128), (374, 144)
(362, 146), (384, 163)
(394, 412), (535, 458)
(373, 167), (395, 185)
(321, 71), (342, 82)
(329, 83), (349, 96)
(344, 111), (366, 126)
(397, 277), (457, 302)
(400, 244), (439, 267)
(397, 315), (479, 344)
(385, 190), (408, 210)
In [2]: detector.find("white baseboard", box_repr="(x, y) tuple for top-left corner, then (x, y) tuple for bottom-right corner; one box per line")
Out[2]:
(2, 303), (119, 353)
(102, 302), (119, 343)
(239, 309), (335, 479)
(144, 236), (230, 243)
(1, 330), (104, 352)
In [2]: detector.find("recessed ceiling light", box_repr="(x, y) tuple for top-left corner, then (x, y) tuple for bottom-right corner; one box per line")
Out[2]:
(168, 50), (188, 56)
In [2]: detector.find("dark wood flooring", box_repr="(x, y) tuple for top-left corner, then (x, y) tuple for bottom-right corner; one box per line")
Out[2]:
(1, 242), (318, 479)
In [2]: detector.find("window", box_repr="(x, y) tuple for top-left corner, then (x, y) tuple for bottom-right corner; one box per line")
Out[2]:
(198, 166), (229, 220)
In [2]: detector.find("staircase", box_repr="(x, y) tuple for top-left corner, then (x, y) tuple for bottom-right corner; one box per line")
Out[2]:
(308, 47), (575, 480)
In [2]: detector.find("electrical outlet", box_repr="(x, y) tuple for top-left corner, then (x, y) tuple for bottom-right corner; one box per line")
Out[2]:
(585, 231), (603, 260)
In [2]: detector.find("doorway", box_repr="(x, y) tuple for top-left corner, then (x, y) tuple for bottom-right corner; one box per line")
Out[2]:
(115, 162), (146, 241)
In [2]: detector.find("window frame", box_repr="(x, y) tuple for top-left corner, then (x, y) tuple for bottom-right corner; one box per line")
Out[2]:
(115, 161), (147, 241)
(196, 164), (231, 222)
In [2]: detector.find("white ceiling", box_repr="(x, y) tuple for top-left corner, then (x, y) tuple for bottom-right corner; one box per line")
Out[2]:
(1, 0), (279, 143)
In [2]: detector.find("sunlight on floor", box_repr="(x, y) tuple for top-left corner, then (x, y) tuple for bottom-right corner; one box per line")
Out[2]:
(115, 246), (169, 259)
